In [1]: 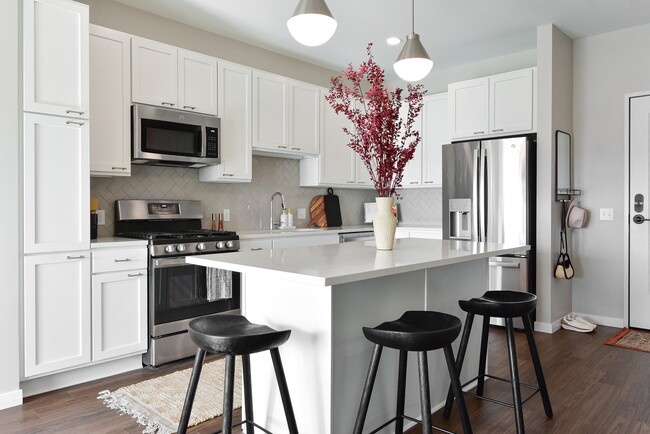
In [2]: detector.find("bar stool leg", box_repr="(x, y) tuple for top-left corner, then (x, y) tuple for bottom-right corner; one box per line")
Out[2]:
(178, 348), (206, 434)
(522, 315), (553, 417)
(242, 354), (255, 433)
(443, 312), (474, 418)
(353, 344), (383, 434)
(270, 347), (299, 434)
(476, 315), (491, 396)
(505, 318), (525, 434)
(394, 350), (408, 433)
(443, 345), (473, 434)
(417, 351), (432, 434)
(222, 354), (236, 434)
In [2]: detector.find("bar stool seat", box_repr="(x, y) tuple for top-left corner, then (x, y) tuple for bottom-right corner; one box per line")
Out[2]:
(444, 290), (553, 434)
(354, 311), (473, 434)
(178, 314), (298, 434)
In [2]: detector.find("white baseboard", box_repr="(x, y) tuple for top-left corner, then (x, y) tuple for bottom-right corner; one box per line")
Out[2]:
(0, 389), (23, 410)
(534, 318), (562, 334)
(573, 312), (625, 328)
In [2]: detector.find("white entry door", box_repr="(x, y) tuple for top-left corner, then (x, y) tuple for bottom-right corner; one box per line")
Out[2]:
(629, 94), (650, 329)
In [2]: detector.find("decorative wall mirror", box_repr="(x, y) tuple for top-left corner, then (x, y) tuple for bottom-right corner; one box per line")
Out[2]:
(555, 130), (580, 201)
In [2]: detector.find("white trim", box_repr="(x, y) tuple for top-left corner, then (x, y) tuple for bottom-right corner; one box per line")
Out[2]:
(534, 318), (562, 334)
(572, 312), (625, 329)
(0, 389), (23, 410)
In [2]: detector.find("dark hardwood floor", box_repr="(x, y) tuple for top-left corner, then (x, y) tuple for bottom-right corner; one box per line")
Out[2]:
(1, 325), (648, 433)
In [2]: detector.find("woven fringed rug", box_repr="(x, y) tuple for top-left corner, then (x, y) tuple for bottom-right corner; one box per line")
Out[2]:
(605, 328), (650, 353)
(98, 357), (242, 434)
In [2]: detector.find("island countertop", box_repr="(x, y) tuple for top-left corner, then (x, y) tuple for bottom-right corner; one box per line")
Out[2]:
(186, 238), (527, 286)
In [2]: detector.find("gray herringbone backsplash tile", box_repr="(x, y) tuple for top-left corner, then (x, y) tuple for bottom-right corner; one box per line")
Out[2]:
(91, 156), (441, 237)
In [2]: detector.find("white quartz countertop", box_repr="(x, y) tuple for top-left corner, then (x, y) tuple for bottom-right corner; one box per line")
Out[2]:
(91, 237), (149, 248)
(187, 238), (528, 286)
(237, 225), (373, 239)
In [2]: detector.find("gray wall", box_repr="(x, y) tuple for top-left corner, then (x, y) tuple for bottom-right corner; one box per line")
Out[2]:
(0, 0), (21, 409)
(572, 22), (650, 323)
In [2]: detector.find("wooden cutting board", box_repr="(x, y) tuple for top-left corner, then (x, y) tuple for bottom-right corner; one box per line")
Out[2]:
(307, 195), (328, 228)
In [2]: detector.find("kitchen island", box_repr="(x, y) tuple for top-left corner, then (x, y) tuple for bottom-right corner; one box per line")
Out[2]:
(187, 238), (527, 434)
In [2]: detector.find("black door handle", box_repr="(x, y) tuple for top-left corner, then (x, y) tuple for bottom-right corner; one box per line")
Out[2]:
(633, 214), (650, 224)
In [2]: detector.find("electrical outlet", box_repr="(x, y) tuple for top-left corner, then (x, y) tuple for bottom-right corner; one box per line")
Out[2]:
(96, 209), (105, 225)
(599, 208), (614, 221)
(297, 208), (306, 219)
(223, 209), (230, 222)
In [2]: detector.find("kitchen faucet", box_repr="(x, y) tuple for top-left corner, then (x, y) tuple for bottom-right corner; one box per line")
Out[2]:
(270, 192), (286, 230)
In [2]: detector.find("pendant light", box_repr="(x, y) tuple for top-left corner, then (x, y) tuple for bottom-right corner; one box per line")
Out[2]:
(393, 0), (433, 82)
(287, 0), (337, 47)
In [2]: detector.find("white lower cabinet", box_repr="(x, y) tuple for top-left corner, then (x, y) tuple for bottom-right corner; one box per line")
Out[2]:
(272, 234), (339, 249)
(24, 252), (91, 378)
(239, 239), (273, 252)
(91, 246), (147, 362)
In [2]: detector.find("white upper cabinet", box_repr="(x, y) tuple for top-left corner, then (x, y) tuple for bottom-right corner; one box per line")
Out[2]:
(131, 38), (218, 115)
(23, 0), (89, 119)
(253, 70), (319, 157)
(448, 67), (536, 141)
(200, 61), (253, 183)
(24, 113), (89, 254)
(400, 104), (423, 187)
(89, 25), (131, 177)
(422, 93), (448, 186)
(448, 77), (489, 140)
(178, 49), (218, 115)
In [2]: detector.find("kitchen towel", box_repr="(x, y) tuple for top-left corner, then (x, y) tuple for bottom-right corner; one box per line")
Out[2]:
(206, 267), (232, 301)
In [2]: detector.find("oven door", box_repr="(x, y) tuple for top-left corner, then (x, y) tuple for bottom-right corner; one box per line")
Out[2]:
(151, 256), (241, 329)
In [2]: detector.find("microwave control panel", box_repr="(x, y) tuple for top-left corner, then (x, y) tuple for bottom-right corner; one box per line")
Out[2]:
(206, 127), (219, 158)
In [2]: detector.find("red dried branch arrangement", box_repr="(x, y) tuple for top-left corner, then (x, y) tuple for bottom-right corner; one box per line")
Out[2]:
(325, 43), (426, 197)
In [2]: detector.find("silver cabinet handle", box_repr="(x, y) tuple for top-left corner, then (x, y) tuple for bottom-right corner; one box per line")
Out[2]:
(277, 145), (288, 149)
(222, 173), (234, 177)
(183, 105), (196, 110)
(161, 102), (175, 107)
(347, 180), (355, 183)
(409, 181), (419, 184)
(291, 147), (301, 151)
(250, 247), (263, 251)
(114, 258), (132, 263)
(66, 255), (85, 260)
(473, 131), (485, 135)
(127, 272), (144, 277)
(424, 181), (434, 184)
(492, 128), (504, 132)
(66, 121), (85, 126)
(66, 109), (85, 115)
(111, 167), (127, 170)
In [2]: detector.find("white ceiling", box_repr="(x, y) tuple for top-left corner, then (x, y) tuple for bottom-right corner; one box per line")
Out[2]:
(113, 0), (650, 80)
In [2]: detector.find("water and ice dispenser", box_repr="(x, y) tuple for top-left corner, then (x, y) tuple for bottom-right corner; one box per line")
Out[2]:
(448, 198), (472, 240)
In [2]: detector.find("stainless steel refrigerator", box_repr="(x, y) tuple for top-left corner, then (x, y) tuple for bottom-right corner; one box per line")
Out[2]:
(442, 135), (536, 326)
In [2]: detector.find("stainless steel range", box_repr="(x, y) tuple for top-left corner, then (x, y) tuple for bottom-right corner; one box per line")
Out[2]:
(115, 199), (241, 367)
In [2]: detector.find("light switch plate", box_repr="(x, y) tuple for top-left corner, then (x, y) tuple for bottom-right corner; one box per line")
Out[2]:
(96, 209), (105, 225)
(600, 208), (614, 221)
(223, 209), (230, 222)
(297, 208), (306, 219)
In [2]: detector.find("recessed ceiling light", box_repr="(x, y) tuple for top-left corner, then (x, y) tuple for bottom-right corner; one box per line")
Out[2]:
(386, 37), (401, 46)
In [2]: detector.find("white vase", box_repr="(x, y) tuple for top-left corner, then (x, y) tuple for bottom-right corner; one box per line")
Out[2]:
(373, 196), (397, 250)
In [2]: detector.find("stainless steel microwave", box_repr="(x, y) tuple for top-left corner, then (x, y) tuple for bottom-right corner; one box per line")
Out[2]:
(132, 104), (220, 168)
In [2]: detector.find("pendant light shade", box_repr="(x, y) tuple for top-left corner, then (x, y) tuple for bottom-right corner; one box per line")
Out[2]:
(287, 0), (337, 47)
(393, 0), (433, 82)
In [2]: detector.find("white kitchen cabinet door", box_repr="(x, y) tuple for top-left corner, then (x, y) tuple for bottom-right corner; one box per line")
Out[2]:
(92, 270), (147, 361)
(200, 61), (252, 183)
(317, 89), (354, 185)
(89, 25), (131, 177)
(131, 37), (177, 108)
(355, 153), (373, 186)
(23, 0), (89, 119)
(24, 113), (89, 254)
(422, 93), (448, 187)
(290, 82), (320, 155)
(178, 49), (218, 115)
(238, 239), (273, 252)
(448, 77), (489, 140)
(272, 234), (339, 249)
(400, 104), (423, 187)
(489, 69), (534, 135)
(253, 71), (289, 151)
(24, 252), (91, 377)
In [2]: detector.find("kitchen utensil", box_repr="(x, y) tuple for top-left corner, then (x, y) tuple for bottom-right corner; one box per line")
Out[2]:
(90, 197), (99, 212)
(323, 187), (342, 227)
(308, 195), (327, 228)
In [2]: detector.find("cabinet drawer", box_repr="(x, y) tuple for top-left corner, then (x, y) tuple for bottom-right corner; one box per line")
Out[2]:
(92, 247), (147, 273)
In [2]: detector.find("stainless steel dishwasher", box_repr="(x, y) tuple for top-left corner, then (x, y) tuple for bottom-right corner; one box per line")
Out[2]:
(338, 230), (375, 243)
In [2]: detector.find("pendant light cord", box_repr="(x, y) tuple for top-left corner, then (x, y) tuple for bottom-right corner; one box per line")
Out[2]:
(411, 0), (415, 34)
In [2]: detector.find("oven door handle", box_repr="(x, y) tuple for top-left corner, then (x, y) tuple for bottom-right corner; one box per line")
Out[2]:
(153, 257), (189, 268)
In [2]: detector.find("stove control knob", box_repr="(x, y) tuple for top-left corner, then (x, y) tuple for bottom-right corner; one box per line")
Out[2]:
(216, 241), (226, 249)
(176, 244), (186, 252)
(196, 242), (206, 251)
(226, 240), (236, 249)
(164, 245), (175, 253)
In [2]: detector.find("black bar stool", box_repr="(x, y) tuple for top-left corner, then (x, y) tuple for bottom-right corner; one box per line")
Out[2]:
(443, 290), (553, 434)
(177, 314), (298, 434)
(353, 310), (473, 434)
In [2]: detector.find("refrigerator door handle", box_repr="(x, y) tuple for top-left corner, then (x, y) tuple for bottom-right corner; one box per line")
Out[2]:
(472, 148), (480, 241)
(479, 148), (488, 242)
